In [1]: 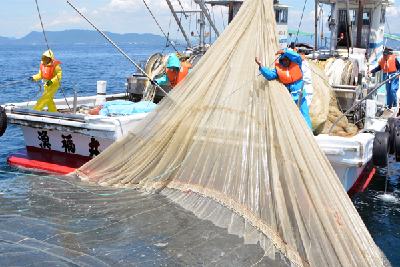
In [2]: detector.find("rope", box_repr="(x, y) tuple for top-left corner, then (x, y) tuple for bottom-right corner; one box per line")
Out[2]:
(67, 1), (170, 98)
(26, 81), (42, 107)
(34, 0), (71, 111)
(294, 0), (308, 44)
(0, 79), (28, 88)
(141, 0), (179, 53)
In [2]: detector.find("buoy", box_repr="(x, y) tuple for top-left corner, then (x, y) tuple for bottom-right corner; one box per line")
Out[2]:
(373, 132), (389, 167)
(0, 107), (7, 137)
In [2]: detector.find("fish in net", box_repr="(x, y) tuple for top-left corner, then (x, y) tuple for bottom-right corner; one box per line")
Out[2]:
(75, 0), (390, 265)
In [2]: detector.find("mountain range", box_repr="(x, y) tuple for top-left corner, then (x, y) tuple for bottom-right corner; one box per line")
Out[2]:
(0, 30), (168, 45)
(1, 29), (400, 49)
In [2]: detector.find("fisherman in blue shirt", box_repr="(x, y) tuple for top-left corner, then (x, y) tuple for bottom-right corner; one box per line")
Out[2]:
(367, 49), (400, 108)
(255, 49), (312, 130)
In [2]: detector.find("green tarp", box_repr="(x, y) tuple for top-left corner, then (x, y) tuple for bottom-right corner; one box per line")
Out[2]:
(384, 33), (400, 42)
(288, 29), (314, 36)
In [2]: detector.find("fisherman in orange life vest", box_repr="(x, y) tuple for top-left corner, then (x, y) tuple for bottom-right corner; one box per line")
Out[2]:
(28, 49), (62, 113)
(255, 49), (312, 130)
(367, 49), (400, 108)
(153, 53), (192, 87)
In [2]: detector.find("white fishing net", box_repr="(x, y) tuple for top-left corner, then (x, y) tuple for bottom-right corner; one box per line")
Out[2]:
(308, 61), (358, 136)
(76, 0), (387, 266)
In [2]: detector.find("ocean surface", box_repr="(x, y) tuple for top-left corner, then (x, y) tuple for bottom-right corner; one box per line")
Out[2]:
(0, 44), (399, 266)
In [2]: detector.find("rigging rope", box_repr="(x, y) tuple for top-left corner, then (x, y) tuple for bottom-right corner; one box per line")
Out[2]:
(295, 0), (308, 44)
(0, 79), (29, 88)
(34, 0), (71, 111)
(141, 0), (179, 53)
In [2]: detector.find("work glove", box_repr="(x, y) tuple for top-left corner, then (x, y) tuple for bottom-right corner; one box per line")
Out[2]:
(150, 79), (158, 86)
(28, 77), (34, 81)
(46, 80), (53, 86)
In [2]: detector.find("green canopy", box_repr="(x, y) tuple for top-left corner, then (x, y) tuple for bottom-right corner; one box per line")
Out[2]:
(384, 33), (400, 42)
(288, 29), (314, 36)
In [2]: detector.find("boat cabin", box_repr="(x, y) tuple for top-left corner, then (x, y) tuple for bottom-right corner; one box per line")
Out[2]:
(317, 0), (395, 66)
(273, 1), (290, 49)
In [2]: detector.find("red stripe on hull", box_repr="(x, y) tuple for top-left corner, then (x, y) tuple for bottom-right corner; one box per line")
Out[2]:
(347, 160), (376, 196)
(7, 146), (92, 174)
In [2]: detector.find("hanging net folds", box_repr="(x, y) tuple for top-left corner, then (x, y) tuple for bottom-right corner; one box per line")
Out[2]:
(308, 61), (358, 136)
(76, 0), (388, 266)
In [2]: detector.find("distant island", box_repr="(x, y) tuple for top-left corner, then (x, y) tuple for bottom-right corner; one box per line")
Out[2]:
(0, 30), (169, 45)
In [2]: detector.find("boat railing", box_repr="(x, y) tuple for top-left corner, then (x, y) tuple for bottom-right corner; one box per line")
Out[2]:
(10, 108), (86, 122)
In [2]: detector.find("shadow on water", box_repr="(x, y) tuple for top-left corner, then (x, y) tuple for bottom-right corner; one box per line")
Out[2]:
(351, 156), (400, 264)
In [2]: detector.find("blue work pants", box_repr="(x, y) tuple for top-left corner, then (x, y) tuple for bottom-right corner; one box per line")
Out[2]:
(384, 72), (399, 107)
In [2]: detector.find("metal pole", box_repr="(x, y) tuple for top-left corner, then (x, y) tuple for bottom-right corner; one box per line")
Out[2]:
(67, 0), (170, 97)
(345, 0), (353, 52)
(196, 0), (220, 37)
(330, 1), (338, 55)
(356, 0), (365, 48)
(199, 5), (205, 53)
(315, 0), (318, 50)
(228, 2), (234, 24)
(165, 0), (192, 48)
(73, 85), (77, 115)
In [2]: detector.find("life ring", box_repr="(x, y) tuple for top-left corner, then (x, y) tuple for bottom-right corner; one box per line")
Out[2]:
(373, 132), (390, 167)
(0, 106), (7, 137)
(387, 117), (396, 154)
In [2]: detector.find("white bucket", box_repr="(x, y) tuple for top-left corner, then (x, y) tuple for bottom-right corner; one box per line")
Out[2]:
(96, 81), (107, 105)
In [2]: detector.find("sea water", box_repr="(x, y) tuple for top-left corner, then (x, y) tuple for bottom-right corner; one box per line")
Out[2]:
(0, 44), (399, 265)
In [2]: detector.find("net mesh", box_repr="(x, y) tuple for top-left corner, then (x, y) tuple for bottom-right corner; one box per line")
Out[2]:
(308, 61), (358, 136)
(76, 0), (387, 266)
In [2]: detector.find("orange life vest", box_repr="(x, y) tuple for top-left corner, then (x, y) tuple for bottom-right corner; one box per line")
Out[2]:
(40, 60), (61, 80)
(275, 60), (303, 85)
(379, 56), (397, 73)
(166, 62), (192, 87)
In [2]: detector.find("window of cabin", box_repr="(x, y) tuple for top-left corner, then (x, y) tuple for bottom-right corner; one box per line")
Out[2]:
(380, 9), (386, 24)
(281, 9), (288, 23)
(275, 9), (280, 23)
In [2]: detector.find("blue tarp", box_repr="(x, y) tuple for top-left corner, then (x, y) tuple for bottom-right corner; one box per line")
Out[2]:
(99, 100), (157, 116)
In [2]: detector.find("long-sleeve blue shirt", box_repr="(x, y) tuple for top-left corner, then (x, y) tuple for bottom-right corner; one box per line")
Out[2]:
(259, 49), (304, 101)
(371, 57), (400, 74)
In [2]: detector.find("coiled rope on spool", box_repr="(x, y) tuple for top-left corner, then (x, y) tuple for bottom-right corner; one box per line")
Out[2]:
(142, 55), (170, 102)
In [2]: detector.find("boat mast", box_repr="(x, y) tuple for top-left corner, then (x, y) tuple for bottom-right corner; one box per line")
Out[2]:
(199, 6), (206, 53)
(356, 0), (365, 48)
(196, 0), (220, 37)
(315, 0), (318, 50)
(165, 0), (192, 48)
(330, 1), (338, 55)
(345, 0), (353, 52)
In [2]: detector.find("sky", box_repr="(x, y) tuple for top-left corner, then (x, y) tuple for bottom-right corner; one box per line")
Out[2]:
(1, 0), (400, 40)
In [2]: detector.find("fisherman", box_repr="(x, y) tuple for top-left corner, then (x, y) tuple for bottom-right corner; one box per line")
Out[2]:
(153, 53), (192, 88)
(299, 53), (313, 107)
(367, 49), (400, 109)
(28, 49), (62, 113)
(255, 49), (312, 130)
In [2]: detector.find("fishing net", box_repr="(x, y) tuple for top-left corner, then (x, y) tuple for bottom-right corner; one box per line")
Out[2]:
(308, 61), (358, 136)
(76, 0), (387, 266)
